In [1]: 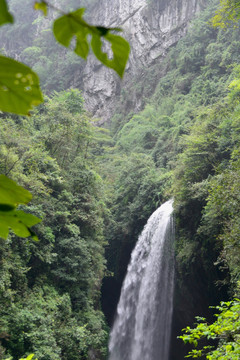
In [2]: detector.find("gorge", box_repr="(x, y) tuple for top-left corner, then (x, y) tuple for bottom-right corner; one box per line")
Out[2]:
(0, 0), (240, 359)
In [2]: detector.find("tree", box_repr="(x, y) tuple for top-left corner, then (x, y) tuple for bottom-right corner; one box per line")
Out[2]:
(212, 0), (240, 28)
(179, 298), (240, 359)
(0, 0), (130, 240)
(0, 90), (109, 359)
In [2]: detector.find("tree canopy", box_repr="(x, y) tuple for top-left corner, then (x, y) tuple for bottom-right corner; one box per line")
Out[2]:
(212, 0), (240, 27)
(0, 0), (130, 241)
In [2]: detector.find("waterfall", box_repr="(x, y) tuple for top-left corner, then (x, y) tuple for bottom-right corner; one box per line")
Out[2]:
(108, 199), (175, 360)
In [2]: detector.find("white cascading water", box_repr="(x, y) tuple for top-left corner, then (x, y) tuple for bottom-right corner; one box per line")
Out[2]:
(108, 199), (175, 360)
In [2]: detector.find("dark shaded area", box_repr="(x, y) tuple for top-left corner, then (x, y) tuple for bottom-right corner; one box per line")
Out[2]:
(170, 252), (229, 359)
(101, 237), (135, 325)
(101, 277), (121, 326)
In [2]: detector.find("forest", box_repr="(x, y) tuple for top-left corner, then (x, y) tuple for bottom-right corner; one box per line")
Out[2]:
(0, 0), (240, 359)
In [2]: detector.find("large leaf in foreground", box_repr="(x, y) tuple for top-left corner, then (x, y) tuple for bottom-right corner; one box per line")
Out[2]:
(0, 0), (14, 26)
(0, 175), (41, 240)
(0, 175), (32, 205)
(53, 9), (130, 78)
(91, 32), (130, 78)
(0, 209), (41, 240)
(0, 56), (43, 115)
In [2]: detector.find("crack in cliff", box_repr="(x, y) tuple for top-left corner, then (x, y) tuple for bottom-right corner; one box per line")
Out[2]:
(108, 5), (147, 27)
(121, 5), (146, 25)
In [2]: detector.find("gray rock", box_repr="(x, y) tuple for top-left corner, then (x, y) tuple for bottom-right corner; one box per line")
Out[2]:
(79, 0), (206, 122)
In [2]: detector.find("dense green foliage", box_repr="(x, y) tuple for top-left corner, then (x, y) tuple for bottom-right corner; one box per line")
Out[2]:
(179, 298), (240, 359)
(0, 90), (108, 359)
(212, 0), (240, 27)
(99, 1), (240, 357)
(0, 0), (129, 265)
(102, 0), (240, 274)
(2, 0), (240, 359)
(0, 175), (40, 240)
(0, 2), (129, 356)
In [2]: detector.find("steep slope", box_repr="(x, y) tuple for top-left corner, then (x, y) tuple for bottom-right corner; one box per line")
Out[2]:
(99, 1), (240, 358)
(81, 0), (207, 120)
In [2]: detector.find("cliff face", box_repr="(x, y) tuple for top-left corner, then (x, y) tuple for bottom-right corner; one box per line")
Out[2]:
(78, 0), (206, 121)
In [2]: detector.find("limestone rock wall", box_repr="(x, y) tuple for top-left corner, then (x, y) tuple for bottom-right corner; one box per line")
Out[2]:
(78, 0), (206, 121)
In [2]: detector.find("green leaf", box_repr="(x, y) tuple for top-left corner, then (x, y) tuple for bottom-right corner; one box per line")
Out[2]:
(0, 0), (14, 26)
(0, 209), (41, 239)
(34, 1), (48, 16)
(75, 28), (89, 59)
(53, 9), (89, 59)
(0, 217), (9, 239)
(0, 56), (43, 115)
(53, 8), (130, 77)
(91, 32), (130, 78)
(26, 355), (37, 360)
(0, 175), (32, 205)
(0, 176), (41, 240)
(20, 354), (37, 360)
